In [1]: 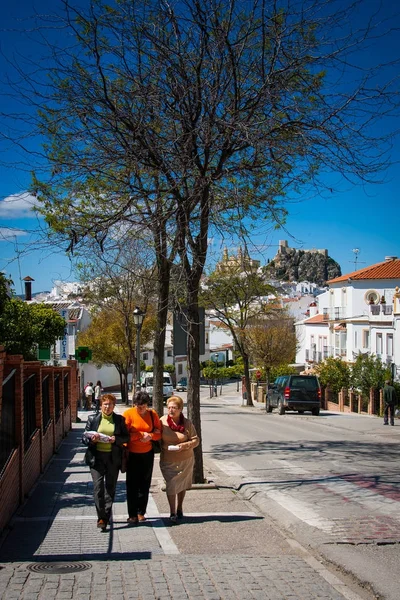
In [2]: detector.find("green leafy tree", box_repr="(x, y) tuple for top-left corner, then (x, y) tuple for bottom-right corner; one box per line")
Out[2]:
(351, 353), (390, 398)
(315, 357), (351, 394)
(0, 279), (65, 360)
(201, 268), (276, 406)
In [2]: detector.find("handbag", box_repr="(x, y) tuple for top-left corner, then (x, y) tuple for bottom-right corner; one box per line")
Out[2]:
(84, 446), (96, 468)
(150, 410), (161, 454)
(120, 446), (130, 473)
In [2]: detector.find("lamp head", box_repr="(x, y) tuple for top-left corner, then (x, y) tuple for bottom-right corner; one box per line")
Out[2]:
(133, 306), (144, 327)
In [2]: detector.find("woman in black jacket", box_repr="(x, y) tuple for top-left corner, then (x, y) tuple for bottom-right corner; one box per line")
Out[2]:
(83, 394), (129, 531)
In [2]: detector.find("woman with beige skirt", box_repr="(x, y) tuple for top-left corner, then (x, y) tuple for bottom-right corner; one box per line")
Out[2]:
(160, 395), (199, 524)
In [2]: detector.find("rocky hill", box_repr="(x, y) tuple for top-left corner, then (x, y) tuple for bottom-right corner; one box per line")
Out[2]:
(264, 246), (341, 285)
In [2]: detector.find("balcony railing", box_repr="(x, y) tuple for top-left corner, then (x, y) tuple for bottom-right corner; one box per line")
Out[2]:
(306, 348), (330, 363)
(322, 307), (347, 321)
(369, 304), (393, 319)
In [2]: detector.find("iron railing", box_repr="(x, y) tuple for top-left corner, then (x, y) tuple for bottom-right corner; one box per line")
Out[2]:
(0, 370), (16, 473)
(24, 374), (37, 450)
(42, 375), (51, 431)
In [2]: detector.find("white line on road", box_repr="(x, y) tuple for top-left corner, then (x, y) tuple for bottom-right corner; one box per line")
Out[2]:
(146, 495), (180, 555)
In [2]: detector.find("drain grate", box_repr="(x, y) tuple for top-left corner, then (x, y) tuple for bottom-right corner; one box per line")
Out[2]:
(27, 562), (92, 574)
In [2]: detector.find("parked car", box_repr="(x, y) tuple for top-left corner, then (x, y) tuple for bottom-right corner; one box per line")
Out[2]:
(266, 375), (321, 415)
(176, 377), (187, 392)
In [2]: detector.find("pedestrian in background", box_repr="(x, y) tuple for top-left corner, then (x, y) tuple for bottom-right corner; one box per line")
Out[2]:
(84, 382), (94, 411)
(383, 379), (397, 426)
(123, 391), (162, 524)
(83, 394), (129, 531)
(94, 380), (103, 414)
(160, 395), (199, 524)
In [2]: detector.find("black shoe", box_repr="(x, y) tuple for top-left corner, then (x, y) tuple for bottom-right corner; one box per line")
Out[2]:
(176, 509), (183, 519)
(384, 422), (389, 425)
(97, 519), (107, 530)
(169, 514), (177, 524)
(391, 423), (395, 426)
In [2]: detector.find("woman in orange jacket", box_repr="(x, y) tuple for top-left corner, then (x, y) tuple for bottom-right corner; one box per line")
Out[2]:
(123, 391), (162, 523)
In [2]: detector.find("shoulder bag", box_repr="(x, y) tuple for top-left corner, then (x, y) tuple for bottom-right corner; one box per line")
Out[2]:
(150, 410), (161, 453)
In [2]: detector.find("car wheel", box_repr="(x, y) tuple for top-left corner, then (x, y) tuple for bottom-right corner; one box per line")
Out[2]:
(298, 410), (304, 414)
(312, 407), (320, 416)
(266, 397), (273, 413)
(278, 399), (285, 415)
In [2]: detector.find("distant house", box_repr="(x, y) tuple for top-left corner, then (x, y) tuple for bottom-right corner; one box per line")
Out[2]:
(295, 256), (400, 379)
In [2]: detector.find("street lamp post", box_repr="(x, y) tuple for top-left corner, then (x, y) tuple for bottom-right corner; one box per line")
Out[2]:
(133, 306), (145, 394)
(213, 353), (219, 396)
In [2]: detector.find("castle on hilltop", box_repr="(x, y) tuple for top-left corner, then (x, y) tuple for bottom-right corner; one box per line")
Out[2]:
(277, 240), (328, 258)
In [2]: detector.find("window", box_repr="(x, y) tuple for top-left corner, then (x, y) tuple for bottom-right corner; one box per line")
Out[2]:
(362, 330), (370, 349)
(205, 333), (209, 344)
(178, 364), (183, 375)
(323, 337), (328, 358)
(376, 333), (383, 355)
(387, 334), (393, 357)
(142, 352), (148, 360)
(167, 350), (173, 357)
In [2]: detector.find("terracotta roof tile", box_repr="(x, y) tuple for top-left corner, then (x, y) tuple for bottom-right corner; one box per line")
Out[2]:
(328, 259), (400, 284)
(304, 314), (328, 324)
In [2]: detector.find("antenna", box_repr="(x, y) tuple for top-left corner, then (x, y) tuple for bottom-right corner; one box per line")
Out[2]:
(349, 248), (366, 270)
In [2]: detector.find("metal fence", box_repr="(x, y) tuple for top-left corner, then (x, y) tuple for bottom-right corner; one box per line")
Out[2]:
(0, 370), (16, 474)
(54, 374), (61, 416)
(23, 374), (37, 450)
(63, 373), (69, 409)
(42, 375), (51, 431)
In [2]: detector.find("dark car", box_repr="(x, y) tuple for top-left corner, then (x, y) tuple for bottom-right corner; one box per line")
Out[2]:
(176, 377), (188, 392)
(266, 375), (321, 415)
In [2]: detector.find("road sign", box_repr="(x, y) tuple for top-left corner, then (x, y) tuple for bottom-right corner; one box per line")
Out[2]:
(75, 347), (92, 363)
(256, 370), (261, 379)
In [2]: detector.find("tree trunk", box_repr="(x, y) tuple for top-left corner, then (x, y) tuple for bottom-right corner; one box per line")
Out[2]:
(243, 353), (254, 407)
(186, 293), (204, 484)
(153, 257), (170, 416)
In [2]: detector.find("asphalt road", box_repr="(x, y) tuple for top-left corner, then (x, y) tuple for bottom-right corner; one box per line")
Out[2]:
(196, 383), (400, 600)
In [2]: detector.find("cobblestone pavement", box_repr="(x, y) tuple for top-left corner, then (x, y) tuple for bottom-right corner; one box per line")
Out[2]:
(0, 409), (366, 600)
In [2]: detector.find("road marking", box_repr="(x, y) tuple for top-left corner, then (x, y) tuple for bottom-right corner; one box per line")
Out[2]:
(213, 459), (334, 532)
(146, 495), (180, 555)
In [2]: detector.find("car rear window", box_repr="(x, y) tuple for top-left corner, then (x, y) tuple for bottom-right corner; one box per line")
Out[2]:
(290, 376), (319, 390)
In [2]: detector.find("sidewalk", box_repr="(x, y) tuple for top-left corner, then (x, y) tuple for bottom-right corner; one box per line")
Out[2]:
(0, 405), (368, 600)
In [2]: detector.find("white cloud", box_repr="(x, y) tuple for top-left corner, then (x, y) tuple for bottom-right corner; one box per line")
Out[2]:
(0, 227), (29, 242)
(0, 192), (39, 219)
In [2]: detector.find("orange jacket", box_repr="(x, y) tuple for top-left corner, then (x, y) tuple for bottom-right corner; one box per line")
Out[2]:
(123, 407), (162, 454)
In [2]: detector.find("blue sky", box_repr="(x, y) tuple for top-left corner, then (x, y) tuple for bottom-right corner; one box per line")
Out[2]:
(0, 0), (399, 294)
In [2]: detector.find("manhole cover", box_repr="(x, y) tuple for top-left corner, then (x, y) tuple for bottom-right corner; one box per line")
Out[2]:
(27, 562), (92, 574)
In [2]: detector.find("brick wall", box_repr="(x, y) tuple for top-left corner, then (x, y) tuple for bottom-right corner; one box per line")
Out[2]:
(0, 347), (79, 536)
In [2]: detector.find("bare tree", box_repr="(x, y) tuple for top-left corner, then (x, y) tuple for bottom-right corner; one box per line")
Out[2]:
(7, 0), (398, 480)
(246, 312), (298, 390)
(77, 234), (157, 402)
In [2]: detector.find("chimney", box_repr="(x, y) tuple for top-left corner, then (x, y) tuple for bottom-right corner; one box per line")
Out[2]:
(308, 301), (318, 317)
(385, 256), (397, 262)
(23, 276), (35, 301)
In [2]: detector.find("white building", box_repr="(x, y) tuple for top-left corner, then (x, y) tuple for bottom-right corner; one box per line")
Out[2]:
(295, 256), (400, 378)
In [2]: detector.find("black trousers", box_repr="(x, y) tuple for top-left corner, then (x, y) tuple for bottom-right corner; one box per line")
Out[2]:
(90, 451), (120, 521)
(126, 450), (154, 517)
(384, 403), (395, 425)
